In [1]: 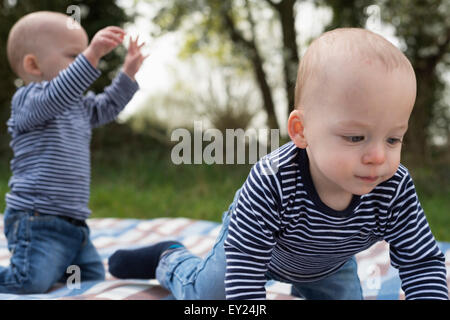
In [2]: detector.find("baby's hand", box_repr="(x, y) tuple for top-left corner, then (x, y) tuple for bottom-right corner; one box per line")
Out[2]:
(83, 26), (125, 68)
(123, 36), (148, 81)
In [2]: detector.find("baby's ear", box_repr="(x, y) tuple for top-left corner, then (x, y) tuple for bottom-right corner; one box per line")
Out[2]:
(22, 54), (42, 77)
(287, 109), (308, 149)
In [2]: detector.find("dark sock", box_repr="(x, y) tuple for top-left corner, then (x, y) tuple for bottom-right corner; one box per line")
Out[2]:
(108, 241), (183, 279)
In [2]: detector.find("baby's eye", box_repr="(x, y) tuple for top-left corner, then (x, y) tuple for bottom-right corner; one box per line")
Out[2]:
(343, 136), (365, 143)
(387, 137), (402, 145)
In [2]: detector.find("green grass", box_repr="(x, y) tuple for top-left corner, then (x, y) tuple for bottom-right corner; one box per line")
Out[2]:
(89, 149), (251, 222)
(421, 195), (450, 242)
(1, 144), (449, 241)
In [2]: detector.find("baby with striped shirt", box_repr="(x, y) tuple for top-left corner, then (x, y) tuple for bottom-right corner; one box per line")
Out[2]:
(1, 11), (146, 293)
(109, 28), (448, 300)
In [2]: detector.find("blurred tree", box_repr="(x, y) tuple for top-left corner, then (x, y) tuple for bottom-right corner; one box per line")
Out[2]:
(149, 0), (301, 130)
(317, 0), (373, 29)
(0, 0), (133, 156)
(128, 62), (259, 137)
(379, 0), (450, 164)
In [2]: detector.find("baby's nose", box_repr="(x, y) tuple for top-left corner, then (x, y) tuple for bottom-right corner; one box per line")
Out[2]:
(362, 143), (386, 165)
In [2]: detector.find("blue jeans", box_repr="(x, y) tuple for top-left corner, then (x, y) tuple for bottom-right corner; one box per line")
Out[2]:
(156, 189), (363, 300)
(0, 207), (105, 294)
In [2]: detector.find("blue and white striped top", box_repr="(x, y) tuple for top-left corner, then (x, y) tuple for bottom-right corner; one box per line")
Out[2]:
(6, 54), (139, 221)
(224, 142), (448, 300)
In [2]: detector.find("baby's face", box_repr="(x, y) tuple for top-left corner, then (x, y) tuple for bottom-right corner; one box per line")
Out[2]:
(301, 58), (416, 197)
(36, 25), (89, 81)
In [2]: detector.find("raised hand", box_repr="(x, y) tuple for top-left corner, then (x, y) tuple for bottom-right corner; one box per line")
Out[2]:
(122, 35), (149, 81)
(83, 26), (126, 68)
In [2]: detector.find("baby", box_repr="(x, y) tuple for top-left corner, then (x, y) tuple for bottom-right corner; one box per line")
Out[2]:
(109, 28), (448, 300)
(1, 11), (146, 293)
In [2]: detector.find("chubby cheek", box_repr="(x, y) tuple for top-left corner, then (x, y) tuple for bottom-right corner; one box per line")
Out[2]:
(328, 153), (355, 179)
(386, 152), (401, 179)
(314, 147), (354, 179)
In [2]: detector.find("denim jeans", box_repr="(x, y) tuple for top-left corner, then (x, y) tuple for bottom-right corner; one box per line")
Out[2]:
(156, 189), (363, 300)
(0, 207), (105, 294)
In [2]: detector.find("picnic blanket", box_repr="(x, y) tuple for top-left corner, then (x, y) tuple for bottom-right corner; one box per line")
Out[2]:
(0, 215), (449, 300)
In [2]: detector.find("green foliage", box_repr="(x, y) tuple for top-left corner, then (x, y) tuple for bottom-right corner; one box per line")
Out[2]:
(148, 0), (285, 129)
(152, 0), (253, 70)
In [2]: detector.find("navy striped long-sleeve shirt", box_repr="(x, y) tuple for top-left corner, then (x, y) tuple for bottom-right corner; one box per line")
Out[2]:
(5, 54), (139, 220)
(224, 142), (448, 300)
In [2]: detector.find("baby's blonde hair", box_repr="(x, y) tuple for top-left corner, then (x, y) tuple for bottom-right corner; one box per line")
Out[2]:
(294, 28), (415, 109)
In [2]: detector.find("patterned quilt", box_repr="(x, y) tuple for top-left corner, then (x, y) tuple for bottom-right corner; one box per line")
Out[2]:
(0, 216), (449, 300)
